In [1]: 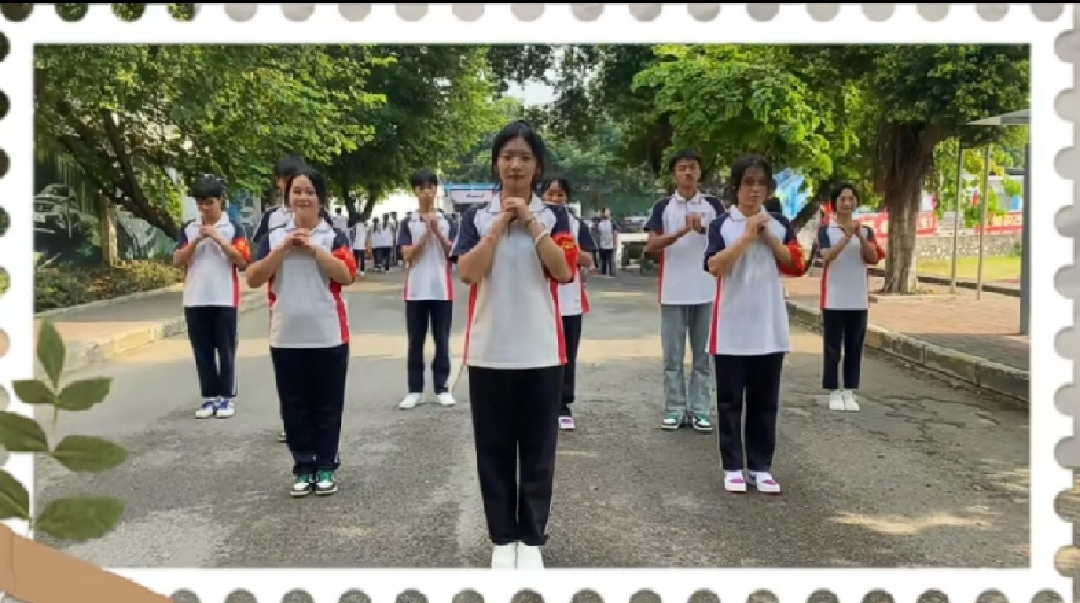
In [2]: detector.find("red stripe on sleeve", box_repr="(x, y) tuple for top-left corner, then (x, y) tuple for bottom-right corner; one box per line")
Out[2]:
(778, 241), (806, 277)
(333, 246), (358, 279)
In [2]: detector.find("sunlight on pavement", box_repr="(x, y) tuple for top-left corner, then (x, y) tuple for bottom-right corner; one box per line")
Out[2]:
(828, 507), (995, 536)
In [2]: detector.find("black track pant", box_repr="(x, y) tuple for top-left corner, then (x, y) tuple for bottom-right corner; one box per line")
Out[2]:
(469, 365), (563, 547)
(560, 314), (583, 416)
(713, 353), (785, 472)
(406, 299), (453, 394)
(270, 344), (350, 475)
(821, 309), (868, 391)
(184, 306), (239, 399)
(352, 249), (366, 273)
(598, 249), (615, 276)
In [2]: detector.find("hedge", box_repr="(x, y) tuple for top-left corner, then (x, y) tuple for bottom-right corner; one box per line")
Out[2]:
(35, 260), (183, 312)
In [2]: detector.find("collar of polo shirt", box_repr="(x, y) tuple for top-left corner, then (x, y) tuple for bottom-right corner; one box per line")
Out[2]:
(673, 191), (703, 204)
(486, 193), (544, 214)
(197, 213), (229, 227)
(285, 216), (331, 234)
(728, 206), (767, 221)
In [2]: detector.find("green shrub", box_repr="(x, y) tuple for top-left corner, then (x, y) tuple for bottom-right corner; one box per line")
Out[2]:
(35, 260), (183, 312)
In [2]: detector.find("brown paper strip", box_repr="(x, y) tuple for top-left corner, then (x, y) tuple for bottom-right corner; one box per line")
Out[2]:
(0, 527), (170, 603)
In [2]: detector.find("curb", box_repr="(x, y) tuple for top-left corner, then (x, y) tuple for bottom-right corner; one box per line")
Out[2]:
(785, 298), (1029, 402)
(57, 291), (269, 376)
(867, 267), (1020, 298)
(35, 284), (185, 319)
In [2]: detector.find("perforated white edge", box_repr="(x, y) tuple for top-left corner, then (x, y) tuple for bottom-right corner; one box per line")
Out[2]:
(0, 4), (1072, 603)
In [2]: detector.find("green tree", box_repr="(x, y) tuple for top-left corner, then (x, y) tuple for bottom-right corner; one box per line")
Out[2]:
(831, 44), (1029, 292)
(35, 44), (385, 237)
(324, 46), (502, 222)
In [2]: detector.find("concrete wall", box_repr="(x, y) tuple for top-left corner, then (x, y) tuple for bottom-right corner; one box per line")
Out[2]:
(913, 233), (1020, 259)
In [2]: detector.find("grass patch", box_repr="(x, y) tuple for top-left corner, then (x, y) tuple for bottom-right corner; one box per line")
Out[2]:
(917, 255), (1020, 282)
(35, 260), (183, 312)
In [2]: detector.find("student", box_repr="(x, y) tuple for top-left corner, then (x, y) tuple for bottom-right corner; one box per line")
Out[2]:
(173, 175), (251, 419)
(373, 217), (393, 272)
(595, 208), (618, 277)
(390, 212), (403, 267)
(245, 166), (357, 497)
(253, 155), (306, 246)
(540, 177), (596, 431)
(332, 207), (349, 233)
(450, 120), (576, 570)
(704, 154), (805, 494)
(351, 219), (368, 277)
(397, 170), (458, 410)
(816, 184), (882, 412)
(643, 149), (724, 433)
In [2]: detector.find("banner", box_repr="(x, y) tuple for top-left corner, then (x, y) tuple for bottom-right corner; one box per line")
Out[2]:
(448, 189), (496, 206)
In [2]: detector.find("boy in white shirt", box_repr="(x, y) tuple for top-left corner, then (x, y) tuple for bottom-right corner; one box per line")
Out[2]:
(397, 171), (458, 409)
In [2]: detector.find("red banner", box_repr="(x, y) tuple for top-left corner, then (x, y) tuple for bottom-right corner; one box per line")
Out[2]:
(854, 212), (938, 238)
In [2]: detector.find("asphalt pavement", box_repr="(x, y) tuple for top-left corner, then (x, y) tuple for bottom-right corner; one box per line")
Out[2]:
(34, 272), (1030, 569)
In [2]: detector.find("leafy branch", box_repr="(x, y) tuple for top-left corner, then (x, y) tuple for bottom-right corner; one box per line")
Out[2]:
(0, 321), (128, 542)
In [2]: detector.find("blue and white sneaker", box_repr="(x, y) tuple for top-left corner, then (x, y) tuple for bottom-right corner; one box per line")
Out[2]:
(194, 398), (218, 419)
(216, 398), (235, 418)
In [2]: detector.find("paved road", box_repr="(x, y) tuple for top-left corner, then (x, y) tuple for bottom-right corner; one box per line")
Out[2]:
(35, 273), (1030, 569)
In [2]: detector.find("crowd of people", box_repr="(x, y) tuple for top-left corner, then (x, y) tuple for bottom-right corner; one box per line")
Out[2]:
(171, 119), (882, 570)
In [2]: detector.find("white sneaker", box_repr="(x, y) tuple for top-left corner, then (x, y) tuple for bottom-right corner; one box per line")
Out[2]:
(516, 543), (544, 569)
(843, 390), (861, 412)
(216, 398), (236, 418)
(194, 399), (218, 419)
(436, 392), (456, 407)
(749, 471), (782, 494)
(398, 393), (422, 409)
(723, 470), (747, 493)
(827, 390), (846, 411)
(490, 543), (517, 569)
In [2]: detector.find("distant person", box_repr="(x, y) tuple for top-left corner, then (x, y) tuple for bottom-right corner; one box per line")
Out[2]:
(644, 149), (724, 433)
(253, 155), (305, 246)
(332, 207), (349, 232)
(372, 217), (393, 272)
(351, 219), (368, 277)
(245, 166), (357, 498)
(816, 183), (882, 413)
(397, 170), (458, 410)
(173, 175), (251, 420)
(595, 208), (619, 277)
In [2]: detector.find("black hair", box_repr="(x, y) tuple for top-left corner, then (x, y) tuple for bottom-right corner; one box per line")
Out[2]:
(667, 149), (702, 173)
(284, 165), (328, 207)
(830, 182), (860, 204)
(490, 120), (546, 190)
(730, 154), (775, 194)
(410, 170), (439, 188)
(764, 197), (783, 214)
(539, 177), (572, 200)
(191, 174), (226, 200)
(274, 154), (306, 179)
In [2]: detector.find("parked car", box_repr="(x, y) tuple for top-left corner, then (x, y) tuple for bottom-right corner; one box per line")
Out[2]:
(34, 184), (93, 240)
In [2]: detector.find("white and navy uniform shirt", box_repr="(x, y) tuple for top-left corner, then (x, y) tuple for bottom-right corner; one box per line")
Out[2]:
(645, 193), (725, 305)
(817, 223), (883, 311)
(555, 209), (597, 316)
(332, 213), (349, 233)
(255, 219), (357, 349)
(595, 218), (618, 250)
(372, 224), (393, 248)
(450, 194), (574, 369)
(397, 211), (458, 302)
(351, 223), (367, 250)
(176, 216), (251, 308)
(705, 207), (804, 356)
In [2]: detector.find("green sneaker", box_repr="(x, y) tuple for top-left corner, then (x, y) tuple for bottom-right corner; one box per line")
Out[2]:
(660, 411), (685, 431)
(691, 413), (713, 433)
(291, 473), (314, 498)
(314, 470), (338, 496)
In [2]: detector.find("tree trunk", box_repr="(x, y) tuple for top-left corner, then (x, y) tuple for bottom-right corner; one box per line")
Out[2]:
(877, 123), (942, 294)
(98, 193), (119, 267)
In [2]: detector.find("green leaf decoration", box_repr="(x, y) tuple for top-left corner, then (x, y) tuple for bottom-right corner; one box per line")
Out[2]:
(0, 411), (49, 452)
(36, 320), (66, 389)
(56, 378), (112, 412)
(51, 435), (128, 473)
(0, 469), (31, 521)
(34, 497), (126, 543)
(11, 379), (56, 406)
